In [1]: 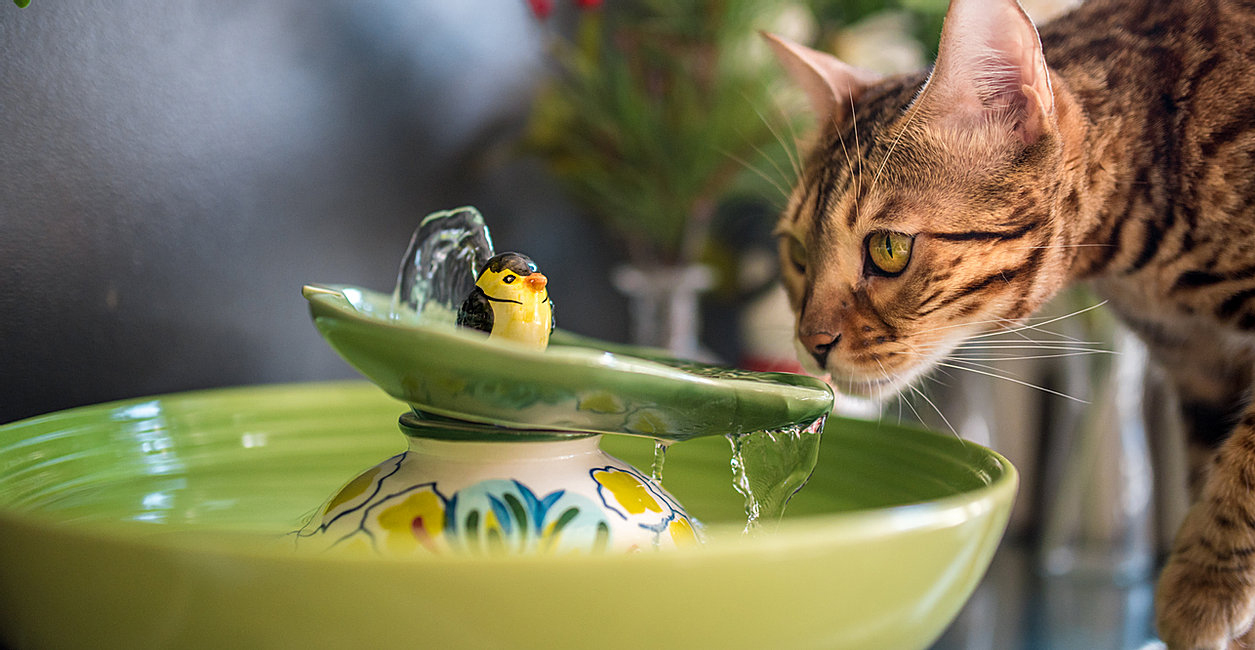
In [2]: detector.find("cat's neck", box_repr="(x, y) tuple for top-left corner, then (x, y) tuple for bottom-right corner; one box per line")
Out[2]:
(1041, 0), (1204, 282)
(1050, 77), (1123, 282)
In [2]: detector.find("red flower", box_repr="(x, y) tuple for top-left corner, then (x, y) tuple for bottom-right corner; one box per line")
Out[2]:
(574, 0), (602, 8)
(527, 0), (554, 19)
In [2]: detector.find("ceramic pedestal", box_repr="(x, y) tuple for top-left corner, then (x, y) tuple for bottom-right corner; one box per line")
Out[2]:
(298, 413), (698, 555)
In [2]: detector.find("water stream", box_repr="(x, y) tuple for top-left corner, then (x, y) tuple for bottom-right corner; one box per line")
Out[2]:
(391, 206), (495, 324)
(650, 439), (672, 483)
(728, 416), (827, 532)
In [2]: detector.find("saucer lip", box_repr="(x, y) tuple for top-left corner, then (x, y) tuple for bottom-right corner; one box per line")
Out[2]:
(303, 284), (835, 440)
(0, 381), (1017, 565)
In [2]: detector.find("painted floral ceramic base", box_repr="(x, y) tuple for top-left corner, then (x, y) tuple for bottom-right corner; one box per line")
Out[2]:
(296, 418), (697, 555)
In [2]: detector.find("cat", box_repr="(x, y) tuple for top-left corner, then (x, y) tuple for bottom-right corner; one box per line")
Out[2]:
(764, 0), (1255, 647)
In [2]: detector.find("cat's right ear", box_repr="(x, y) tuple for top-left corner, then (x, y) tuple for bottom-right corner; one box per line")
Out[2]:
(914, 0), (1054, 145)
(762, 32), (883, 124)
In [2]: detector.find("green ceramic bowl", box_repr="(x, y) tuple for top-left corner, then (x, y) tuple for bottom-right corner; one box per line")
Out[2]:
(0, 382), (1015, 650)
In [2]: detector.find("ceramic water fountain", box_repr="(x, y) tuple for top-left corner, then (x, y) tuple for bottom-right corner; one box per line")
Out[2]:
(296, 207), (834, 555)
(0, 214), (1019, 648)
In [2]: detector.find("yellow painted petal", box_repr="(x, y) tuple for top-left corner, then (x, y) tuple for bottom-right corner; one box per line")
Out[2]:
(323, 465), (383, 515)
(377, 490), (446, 554)
(668, 517), (698, 546)
(594, 469), (662, 515)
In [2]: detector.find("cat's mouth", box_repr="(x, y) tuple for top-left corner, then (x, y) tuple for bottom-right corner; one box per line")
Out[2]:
(825, 368), (931, 401)
(792, 339), (925, 400)
(793, 332), (968, 402)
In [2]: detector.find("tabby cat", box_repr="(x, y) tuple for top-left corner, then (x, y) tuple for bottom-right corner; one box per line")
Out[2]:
(765, 0), (1255, 647)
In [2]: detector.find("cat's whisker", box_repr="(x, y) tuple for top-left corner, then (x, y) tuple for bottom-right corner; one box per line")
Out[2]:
(1011, 243), (1115, 250)
(907, 312), (1067, 339)
(740, 95), (802, 188)
(717, 147), (791, 203)
(748, 93), (804, 185)
(772, 92), (806, 183)
(907, 383), (963, 441)
(947, 351), (1114, 362)
(897, 385), (928, 428)
(747, 137), (797, 196)
(937, 359), (1089, 404)
(967, 301), (1109, 341)
(870, 100), (924, 195)
(955, 340), (1111, 351)
(848, 92), (864, 221)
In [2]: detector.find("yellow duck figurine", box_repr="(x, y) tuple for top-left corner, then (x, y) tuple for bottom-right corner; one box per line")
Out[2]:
(457, 252), (553, 350)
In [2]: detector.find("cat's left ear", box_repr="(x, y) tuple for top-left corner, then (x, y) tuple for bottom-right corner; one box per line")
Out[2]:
(917, 0), (1054, 145)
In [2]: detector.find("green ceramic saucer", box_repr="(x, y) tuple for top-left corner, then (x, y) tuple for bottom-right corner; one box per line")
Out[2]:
(0, 382), (1016, 649)
(303, 284), (833, 441)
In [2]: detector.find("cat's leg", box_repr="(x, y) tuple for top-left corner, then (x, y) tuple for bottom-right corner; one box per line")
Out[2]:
(1150, 333), (1255, 649)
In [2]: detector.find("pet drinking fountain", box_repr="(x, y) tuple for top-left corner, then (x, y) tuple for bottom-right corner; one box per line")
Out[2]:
(296, 207), (834, 553)
(0, 208), (1018, 649)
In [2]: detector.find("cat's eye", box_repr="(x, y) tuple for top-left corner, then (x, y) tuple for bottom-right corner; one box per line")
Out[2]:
(785, 237), (807, 273)
(866, 231), (914, 276)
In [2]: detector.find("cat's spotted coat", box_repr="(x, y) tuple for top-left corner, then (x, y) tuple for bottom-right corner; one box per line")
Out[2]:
(768, 0), (1255, 646)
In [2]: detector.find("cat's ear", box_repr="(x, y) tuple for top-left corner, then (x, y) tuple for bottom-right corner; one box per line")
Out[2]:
(762, 31), (884, 123)
(917, 0), (1054, 145)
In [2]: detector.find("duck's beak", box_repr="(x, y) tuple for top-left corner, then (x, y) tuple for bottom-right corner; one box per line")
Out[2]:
(524, 273), (548, 292)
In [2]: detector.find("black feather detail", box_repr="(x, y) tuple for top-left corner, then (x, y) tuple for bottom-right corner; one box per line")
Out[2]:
(479, 252), (538, 279)
(456, 286), (494, 334)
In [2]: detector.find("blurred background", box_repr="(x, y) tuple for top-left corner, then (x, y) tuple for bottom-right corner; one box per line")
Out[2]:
(1, 0), (1180, 647)
(0, 0), (964, 426)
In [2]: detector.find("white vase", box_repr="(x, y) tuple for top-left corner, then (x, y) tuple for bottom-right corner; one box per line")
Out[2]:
(611, 264), (714, 359)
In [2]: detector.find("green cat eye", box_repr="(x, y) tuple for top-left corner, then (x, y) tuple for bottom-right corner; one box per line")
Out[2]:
(785, 236), (807, 273)
(866, 231), (914, 275)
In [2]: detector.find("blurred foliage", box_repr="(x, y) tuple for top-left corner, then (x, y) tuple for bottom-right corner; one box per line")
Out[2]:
(524, 0), (802, 266)
(523, 0), (947, 267)
(811, 0), (946, 56)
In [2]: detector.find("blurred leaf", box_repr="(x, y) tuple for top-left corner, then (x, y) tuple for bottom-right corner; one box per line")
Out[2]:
(524, 0), (805, 264)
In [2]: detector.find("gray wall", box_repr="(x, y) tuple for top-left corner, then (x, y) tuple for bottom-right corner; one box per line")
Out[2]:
(0, 0), (631, 423)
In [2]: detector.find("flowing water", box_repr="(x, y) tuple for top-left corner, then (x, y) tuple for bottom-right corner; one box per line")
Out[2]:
(728, 415), (827, 532)
(391, 206), (495, 324)
(650, 439), (672, 483)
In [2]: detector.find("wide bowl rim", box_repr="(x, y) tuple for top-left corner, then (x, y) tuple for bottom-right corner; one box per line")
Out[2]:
(0, 381), (1018, 568)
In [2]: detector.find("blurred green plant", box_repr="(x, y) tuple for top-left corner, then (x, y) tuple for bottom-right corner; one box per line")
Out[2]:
(14, 0), (32, 7)
(811, 0), (947, 56)
(524, 0), (805, 267)
(523, 0), (946, 267)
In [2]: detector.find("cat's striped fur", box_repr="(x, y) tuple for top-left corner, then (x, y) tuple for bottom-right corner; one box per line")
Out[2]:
(769, 0), (1255, 647)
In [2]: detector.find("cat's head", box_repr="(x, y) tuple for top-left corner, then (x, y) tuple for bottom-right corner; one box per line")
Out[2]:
(769, 0), (1072, 400)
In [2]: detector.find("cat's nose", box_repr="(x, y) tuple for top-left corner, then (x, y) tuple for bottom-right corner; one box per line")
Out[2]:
(801, 331), (840, 368)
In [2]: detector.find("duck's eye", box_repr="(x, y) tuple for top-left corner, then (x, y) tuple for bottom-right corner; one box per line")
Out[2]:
(504, 275), (516, 284)
(866, 231), (914, 276)
(784, 237), (807, 274)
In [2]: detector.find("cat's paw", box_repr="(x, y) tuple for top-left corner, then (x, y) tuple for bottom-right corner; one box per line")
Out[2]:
(1156, 549), (1255, 650)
